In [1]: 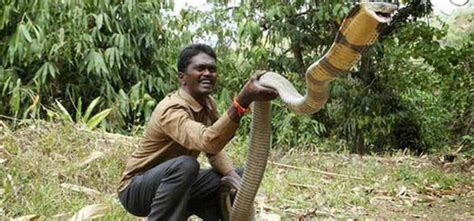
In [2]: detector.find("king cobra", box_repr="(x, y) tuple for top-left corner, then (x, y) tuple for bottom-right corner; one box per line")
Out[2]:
(221, 3), (398, 221)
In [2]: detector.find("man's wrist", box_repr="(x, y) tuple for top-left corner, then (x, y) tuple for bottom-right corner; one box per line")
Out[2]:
(235, 93), (251, 108)
(225, 170), (242, 180)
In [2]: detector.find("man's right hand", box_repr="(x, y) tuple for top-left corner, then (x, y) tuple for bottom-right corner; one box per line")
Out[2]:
(235, 70), (279, 108)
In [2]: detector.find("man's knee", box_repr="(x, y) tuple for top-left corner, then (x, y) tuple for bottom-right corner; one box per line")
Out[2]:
(173, 155), (200, 177)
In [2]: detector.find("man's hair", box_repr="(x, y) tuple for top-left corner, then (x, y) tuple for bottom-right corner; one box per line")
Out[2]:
(177, 44), (217, 73)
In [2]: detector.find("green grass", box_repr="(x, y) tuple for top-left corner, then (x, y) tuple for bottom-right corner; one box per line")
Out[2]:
(1, 121), (472, 220)
(0, 121), (136, 220)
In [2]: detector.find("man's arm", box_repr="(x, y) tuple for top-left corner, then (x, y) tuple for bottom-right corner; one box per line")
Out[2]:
(207, 151), (235, 175)
(160, 107), (238, 155)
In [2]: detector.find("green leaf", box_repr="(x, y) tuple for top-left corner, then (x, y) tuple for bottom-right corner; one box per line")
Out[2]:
(103, 13), (112, 32)
(55, 100), (73, 122)
(85, 51), (96, 74)
(75, 97), (83, 122)
(105, 47), (121, 68)
(129, 82), (141, 104)
(86, 108), (112, 130)
(47, 62), (58, 79)
(2, 75), (12, 96)
(10, 79), (21, 114)
(83, 97), (101, 122)
(95, 14), (103, 29)
(20, 24), (33, 42)
(94, 51), (109, 75)
(33, 62), (56, 84)
(0, 5), (12, 30)
(333, 4), (341, 16)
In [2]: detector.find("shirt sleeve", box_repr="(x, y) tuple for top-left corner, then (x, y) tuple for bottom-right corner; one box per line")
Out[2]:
(159, 105), (239, 154)
(207, 150), (235, 175)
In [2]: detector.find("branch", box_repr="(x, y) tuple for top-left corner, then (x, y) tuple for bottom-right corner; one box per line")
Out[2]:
(291, 43), (306, 77)
(380, 0), (433, 39)
(450, 0), (470, 6)
(287, 7), (315, 22)
(225, 6), (240, 11)
(269, 161), (367, 180)
(288, 182), (320, 189)
(0, 114), (20, 121)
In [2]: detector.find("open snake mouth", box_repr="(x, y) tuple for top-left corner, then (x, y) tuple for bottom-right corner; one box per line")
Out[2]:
(366, 2), (398, 23)
(376, 12), (392, 19)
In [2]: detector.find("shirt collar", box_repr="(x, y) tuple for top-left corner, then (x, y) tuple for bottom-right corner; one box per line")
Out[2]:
(178, 88), (212, 112)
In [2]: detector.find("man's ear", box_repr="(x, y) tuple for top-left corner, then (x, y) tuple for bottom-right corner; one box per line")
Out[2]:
(178, 72), (186, 86)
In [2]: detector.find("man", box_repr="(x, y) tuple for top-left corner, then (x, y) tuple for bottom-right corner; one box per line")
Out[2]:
(118, 43), (278, 220)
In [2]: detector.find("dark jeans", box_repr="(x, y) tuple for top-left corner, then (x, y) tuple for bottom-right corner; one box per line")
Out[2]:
(118, 155), (242, 221)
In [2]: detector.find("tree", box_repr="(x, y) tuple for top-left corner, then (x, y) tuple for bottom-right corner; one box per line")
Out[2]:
(1, 0), (181, 131)
(1, 0), (471, 152)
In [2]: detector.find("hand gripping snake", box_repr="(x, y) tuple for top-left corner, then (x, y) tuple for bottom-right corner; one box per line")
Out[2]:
(221, 3), (398, 221)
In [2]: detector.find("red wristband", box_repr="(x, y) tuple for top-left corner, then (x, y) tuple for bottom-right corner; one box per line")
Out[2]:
(233, 99), (250, 117)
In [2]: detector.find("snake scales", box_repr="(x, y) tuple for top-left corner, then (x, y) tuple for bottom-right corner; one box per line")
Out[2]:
(223, 3), (398, 221)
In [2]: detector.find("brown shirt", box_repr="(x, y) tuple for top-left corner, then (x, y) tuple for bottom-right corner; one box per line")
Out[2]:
(118, 89), (239, 191)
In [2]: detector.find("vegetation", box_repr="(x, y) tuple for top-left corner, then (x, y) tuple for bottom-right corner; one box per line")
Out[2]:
(1, 121), (472, 219)
(1, 0), (472, 153)
(0, 0), (474, 152)
(0, 0), (179, 132)
(0, 0), (472, 219)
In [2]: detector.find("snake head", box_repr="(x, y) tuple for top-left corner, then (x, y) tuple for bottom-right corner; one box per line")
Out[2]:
(365, 2), (398, 23)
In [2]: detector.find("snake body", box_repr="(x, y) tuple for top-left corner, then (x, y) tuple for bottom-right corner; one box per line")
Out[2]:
(226, 3), (398, 221)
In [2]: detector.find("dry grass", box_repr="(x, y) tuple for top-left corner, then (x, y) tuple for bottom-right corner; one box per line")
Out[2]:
(1, 120), (472, 220)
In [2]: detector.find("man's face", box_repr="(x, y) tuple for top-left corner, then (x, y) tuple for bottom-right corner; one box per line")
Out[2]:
(179, 53), (217, 100)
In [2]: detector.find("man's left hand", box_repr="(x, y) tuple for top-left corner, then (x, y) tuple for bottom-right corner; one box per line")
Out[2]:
(223, 170), (242, 195)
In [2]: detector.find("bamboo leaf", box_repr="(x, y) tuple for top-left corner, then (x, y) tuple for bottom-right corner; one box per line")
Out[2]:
(10, 79), (21, 114)
(2, 76), (11, 96)
(83, 97), (101, 122)
(41, 63), (48, 84)
(75, 98), (83, 122)
(33, 62), (48, 84)
(118, 89), (130, 115)
(20, 24), (33, 42)
(60, 183), (101, 196)
(37, 25), (48, 41)
(69, 204), (109, 221)
(104, 47), (117, 68)
(86, 108), (112, 130)
(103, 13), (112, 32)
(94, 51), (108, 75)
(47, 62), (58, 79)
(85, 51), (95, 74)
(55, 100), (73, 122)
(78, 151), (105, 167)
(95, 14), (103, 29)
(0, 5), (12, 30)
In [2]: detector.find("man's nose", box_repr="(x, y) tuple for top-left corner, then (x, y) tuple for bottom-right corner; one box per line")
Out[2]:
(203, 69), (213, 76)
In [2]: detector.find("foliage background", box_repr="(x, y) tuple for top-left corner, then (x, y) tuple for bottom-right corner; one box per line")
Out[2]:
(1, 0), (473, 220)
(0, 0), (472, 153)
